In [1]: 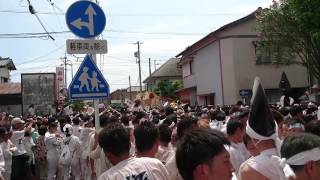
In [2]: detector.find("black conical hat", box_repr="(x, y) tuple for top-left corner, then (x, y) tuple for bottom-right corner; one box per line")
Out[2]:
(279, 72), (291, 92)
(248, 77), (275, 137)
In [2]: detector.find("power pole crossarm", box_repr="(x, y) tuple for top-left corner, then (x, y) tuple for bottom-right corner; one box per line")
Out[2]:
(60, 55), (68, 88)
(133, 41), (143, 94)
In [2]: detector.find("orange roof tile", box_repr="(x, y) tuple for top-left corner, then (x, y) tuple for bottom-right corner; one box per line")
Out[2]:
(0, 83), (21, 94)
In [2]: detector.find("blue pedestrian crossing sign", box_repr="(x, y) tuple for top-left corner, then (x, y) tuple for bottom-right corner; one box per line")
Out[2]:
(66, 1), (106, 38)
(69, 55), (109, 100)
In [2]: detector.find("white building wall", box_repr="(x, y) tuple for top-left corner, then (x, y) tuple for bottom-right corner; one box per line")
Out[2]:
(220, 37), (309, 104)
(232, 37), (308, 88)
(0, 68), (10, 82)
(193, 41), (223, 105)
(181, 16), (308, 106)
(220, 38), (238, 105)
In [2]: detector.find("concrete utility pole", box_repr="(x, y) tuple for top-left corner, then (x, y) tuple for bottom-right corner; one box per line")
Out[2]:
(134, 41), (143, 94)
(60, 55), (68, 88)
(70, 63), (74, 79)
(149, 57), (152, 77)
(148, 57), (151, 91)
(154, 60), (160, 71)
(61, 55), (74, 88)
(129, 75), (132, 101)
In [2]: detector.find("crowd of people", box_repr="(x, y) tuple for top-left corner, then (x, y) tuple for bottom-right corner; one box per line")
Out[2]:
(0, 78), (320, 180)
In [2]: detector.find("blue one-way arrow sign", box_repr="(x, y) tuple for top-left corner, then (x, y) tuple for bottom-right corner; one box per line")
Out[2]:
(66, 1), (106, 38)
(69, 55), (109, 100)
(239, 89), (252, 97)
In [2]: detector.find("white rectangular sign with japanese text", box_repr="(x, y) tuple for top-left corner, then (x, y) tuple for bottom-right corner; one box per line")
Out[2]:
(66, 39), (108, 54)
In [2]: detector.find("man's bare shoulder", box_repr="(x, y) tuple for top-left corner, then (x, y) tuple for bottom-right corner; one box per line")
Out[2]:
(239, 163), (269, 180)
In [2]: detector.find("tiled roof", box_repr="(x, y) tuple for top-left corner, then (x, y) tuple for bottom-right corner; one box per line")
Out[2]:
(0, 83), (21, 94)
(0, 57), (16, 70)
(143, 58), (182, 83)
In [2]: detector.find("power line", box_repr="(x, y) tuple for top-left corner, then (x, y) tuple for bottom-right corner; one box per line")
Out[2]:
(0, 29), (205, 37)
(0, 35), (50, 39)
(108, 29), (204, 36)
(0, 9), (247, 16)
(26, 0), (55, 40)
(0, 31), (69, 36)
(16, 44), (64, 66)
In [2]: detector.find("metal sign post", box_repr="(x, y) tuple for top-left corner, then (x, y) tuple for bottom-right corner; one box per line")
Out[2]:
(66, 0), (108, 131)
(92, 54), (100, 131)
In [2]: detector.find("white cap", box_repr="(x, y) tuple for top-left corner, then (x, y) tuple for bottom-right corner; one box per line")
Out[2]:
(11, 117), (25, 125)
(63, 124), (73, 135)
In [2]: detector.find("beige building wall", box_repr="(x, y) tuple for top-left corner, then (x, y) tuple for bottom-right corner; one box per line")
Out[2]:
(220, 38), (238, 105)
(0, 68), (10, 82)
(218, 18), (256, 37)
(193, 42), (223, 105)
(233, 37), (308, 89)
(220, 36), (309, 105)
(180, 16), (309, 106)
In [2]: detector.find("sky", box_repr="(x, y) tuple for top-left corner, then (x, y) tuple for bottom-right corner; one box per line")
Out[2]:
(0, 0), (272, 92)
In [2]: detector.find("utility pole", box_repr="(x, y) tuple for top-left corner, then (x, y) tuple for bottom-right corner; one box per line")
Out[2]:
(149, 57), (152, 77)
(60, 55), (68, 88)
(154, 60), (160, 71)
(70, 63), (74, 79)
(61, 55), (74, 88)
(134, 41), (143, 94)
(149, 58), (152, 91)
(129, 75), (132, 101)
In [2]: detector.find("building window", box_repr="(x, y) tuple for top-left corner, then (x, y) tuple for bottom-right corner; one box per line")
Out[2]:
(182, 60), (194, 77)
(189, 61), (193, 75)
(252, 41), (272, 65)
(1, 77), (8, 83)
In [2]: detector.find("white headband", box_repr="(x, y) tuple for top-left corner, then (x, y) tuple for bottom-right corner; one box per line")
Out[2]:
(272, 148), (320, 179)
(246, 120), (282, 155)
(246, 120), (277, 141)
(289, 123), (305, 131)
(287, 147), (320, 165)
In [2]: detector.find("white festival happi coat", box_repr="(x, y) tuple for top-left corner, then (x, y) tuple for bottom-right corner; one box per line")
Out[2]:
(98, 157), (170, 180)
(246, 148), (286, 180)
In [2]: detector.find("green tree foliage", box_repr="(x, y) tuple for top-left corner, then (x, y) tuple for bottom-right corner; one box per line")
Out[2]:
(256, 0), (320, 80)
(70, 100), (84, 113)
(153, 80), (183, 99)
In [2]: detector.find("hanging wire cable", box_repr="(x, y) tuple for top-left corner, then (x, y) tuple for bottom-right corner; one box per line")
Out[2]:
(0, 10), (248, 17)
(16, 44), (64, 66)
(0, 29), (205, 37)
(26, 0), (55, 40)
(46, 0), (64, 32)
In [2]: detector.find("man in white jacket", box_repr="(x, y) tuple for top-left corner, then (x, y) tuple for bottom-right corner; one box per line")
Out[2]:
(79, 119), (95, 180)
(239, 77), (285, 180)
(45, 121), (61, 180)
(176, 129), (234, 180)
(11, 117), (32, 180)
(97, 122), (169, 180)
(0, 127), (17, 180)
(225, 119), (251, 175)
(59, 124), (81, 180)
(279, 133), (320, 180)
(0, 127), (7, 180)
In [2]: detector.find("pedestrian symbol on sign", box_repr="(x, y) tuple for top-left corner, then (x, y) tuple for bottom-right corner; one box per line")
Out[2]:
(79, 66), (90, 92)
(77, 67), (103, 92)
(91, 71), (101, 91)
(69, 55), (109, 100)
